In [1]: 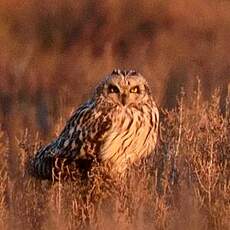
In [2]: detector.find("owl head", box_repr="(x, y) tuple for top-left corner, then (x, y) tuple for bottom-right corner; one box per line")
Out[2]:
(94, 69), (152, 107)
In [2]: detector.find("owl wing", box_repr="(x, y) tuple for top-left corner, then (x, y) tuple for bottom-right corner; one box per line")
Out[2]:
(31, 101), (112, 180)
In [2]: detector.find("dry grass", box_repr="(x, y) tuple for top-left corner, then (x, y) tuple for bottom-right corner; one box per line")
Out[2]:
(0, 1), (229, 229)
(0, 85), (229, 230)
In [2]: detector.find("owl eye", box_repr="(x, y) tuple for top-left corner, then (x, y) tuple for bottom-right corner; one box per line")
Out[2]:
(108, 84), (120, 93)
(130, 86), (140, 94)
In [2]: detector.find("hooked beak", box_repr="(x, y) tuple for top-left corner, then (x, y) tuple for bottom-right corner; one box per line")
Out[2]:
(121, 93), (127, 106)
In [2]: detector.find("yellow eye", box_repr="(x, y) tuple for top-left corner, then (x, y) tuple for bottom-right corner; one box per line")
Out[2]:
(130, 86), (140, 93)
(108, 84), (120, 93)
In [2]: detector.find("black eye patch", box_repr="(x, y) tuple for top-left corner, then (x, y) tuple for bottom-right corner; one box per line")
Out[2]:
(108, 84), (120, 93)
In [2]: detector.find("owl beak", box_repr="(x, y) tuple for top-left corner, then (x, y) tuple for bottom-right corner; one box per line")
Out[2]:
(121, 93), (127, 106)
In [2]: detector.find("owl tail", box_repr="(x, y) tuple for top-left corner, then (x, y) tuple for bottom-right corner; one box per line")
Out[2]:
(28, 153), (54, 180)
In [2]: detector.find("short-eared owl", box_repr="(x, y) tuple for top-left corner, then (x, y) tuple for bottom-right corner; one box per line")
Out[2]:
(31, 69), (159, 180)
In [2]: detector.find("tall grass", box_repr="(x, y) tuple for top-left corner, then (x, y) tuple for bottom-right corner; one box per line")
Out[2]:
(0, 85), (229, 230)
(0, 1), (229, 229)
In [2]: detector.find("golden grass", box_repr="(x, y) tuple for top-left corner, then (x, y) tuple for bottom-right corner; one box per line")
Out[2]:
(0, 86), (229, 230)
(0, 1), (229, 229)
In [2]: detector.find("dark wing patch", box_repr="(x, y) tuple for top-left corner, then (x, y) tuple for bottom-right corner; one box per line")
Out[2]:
(30, 102), (112, 180)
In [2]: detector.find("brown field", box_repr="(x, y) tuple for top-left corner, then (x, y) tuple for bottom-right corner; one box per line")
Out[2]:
(0, 1), (229, 229)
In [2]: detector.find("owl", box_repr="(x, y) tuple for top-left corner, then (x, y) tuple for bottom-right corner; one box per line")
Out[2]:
(30, 69), (159, 180)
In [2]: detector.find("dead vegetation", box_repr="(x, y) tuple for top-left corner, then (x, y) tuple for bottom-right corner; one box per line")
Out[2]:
(0, 86), (229, 230)
(0, 1), (229, 229)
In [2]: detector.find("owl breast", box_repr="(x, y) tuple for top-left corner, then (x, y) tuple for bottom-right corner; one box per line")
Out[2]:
(99, 105), (157, 174)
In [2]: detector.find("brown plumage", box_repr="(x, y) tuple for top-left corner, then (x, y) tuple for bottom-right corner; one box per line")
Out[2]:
(30, 69), (159, 180)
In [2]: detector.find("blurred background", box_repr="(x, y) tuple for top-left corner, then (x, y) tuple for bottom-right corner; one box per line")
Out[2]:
(0, 0), (229, 138)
